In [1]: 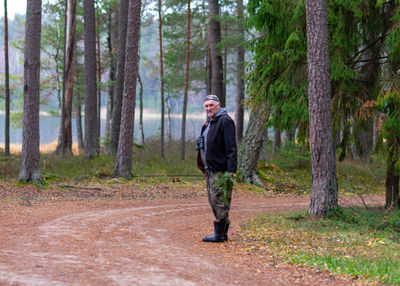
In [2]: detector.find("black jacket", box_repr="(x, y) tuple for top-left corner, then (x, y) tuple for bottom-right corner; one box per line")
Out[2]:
(197, 109), (237, 173)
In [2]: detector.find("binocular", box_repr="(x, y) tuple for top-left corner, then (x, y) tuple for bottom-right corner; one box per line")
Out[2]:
(196, 135), (205, 150)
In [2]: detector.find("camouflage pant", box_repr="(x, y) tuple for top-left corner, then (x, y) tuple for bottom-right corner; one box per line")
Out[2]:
(205, 170), (233, 224)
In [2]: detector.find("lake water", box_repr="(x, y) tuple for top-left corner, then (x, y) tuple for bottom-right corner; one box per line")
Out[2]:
(0, 110), (248, 145)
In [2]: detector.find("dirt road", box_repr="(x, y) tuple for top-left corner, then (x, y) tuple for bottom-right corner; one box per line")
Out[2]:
(0, 191), (383, 285)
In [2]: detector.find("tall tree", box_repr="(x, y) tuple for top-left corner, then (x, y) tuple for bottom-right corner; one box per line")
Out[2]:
(56, 0), (77, 156)
(137, 0), (148, 146)
(105, 3), (118, 141)
(83, 0), (98, 158)
(379, 1), (400, 208)
(234, 0), (245, 144)
(3, 0), (10, 156)
(306, 0), (338, 217)
(96, 13), (102, 149)
(114, 0), (141, 177)
(208, 0), (224, 105)
(158, 0), (165, 159)
(180, 0), (191, 160)
(108, 0), (129, 156)
(18, 0), (42, 182)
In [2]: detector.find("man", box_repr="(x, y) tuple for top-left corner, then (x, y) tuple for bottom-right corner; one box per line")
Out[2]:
(196, 94), (237, 242)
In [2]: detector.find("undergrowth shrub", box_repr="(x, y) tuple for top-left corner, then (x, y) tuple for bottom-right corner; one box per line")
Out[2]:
(270, 141), (311, 171)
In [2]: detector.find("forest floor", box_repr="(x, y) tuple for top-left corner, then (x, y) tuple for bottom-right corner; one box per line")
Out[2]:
(0, 180), (384, 285)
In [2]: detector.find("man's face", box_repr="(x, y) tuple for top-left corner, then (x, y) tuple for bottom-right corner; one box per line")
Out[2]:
(204, 100), (221, 119)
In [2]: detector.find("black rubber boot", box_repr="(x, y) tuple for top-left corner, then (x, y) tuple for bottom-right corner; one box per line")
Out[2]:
(202, 221), (225, 242)
(224, 222), (230, 241)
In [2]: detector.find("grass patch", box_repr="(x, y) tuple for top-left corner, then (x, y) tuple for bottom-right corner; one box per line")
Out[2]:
(258, 141), (386, 195)
(240, 206), (400, 284)
(0, 138), (202, 184)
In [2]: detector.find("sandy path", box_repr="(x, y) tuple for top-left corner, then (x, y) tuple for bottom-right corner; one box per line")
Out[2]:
(0, 194), (383, 285)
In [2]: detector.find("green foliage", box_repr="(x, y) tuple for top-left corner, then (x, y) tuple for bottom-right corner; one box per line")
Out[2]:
(246, 0), (308, 135)
(245, 0), (391, 147)
(215, 172), (234, 207)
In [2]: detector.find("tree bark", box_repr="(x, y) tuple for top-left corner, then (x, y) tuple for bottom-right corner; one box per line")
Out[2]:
(158, 0), (165, 159)
(55, 0), (67, 154)
(237, 103), (269, 185)
(56, 0), (77, 156)
(206, 46), (211, 95)
(208, 0), (224, 105)
(96, 15), (102, 148)
(273, 129), (281, 154)
(306, 0), (338, 217)
(18, 0), (42, 182)
(138, 72), (145, 145)
(222, 10), (227, 102)
(105, 7), (117, 141)
(114, 0), (141, 178)
(258, 127), (269, 161)
(234, 0), (245, 145)
(180, 0), (191, 161)
(4, 0), (10, 156)
(76, 94), (84, 154)
(166, 93), (172, 142)
(83, 0), (98, 158)
(385, 136), (399, 208)
(382, 0), (399, 209)
(108, 0), (129, 156)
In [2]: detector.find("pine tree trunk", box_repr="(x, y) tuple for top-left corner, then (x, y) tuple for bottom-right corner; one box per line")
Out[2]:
(385, 136), (399, 208)
(55, 0), (67, 155)
(4, 0), (10, 156)
(96, 16), (102, 148)
(166, 94), (172, 142)
(56, 0), (77, 156)
(108, 0), (129, 156)
(273, 129), (281, 154)
(158, 0), (165, 159)
(105, 7), (117, 141)
(114, 0), (141, 178)
(238, 103), (269, 185)
(222, 11), (227, 102)
(383, 0), (399, 209)
(306, 0), (338, 217)
(208, 0), (224, 105)
(18, 0), (42, 182)
(83, 0), (98, 158)
(180, 0), (191, 161)
(138, 72), (145, 145)
(234, 0), (245, 145)
(202, 0), (211, 95)
(372, 115), (380, 152)
(76, 95), (84, 153)
(206, 47), (211, 95)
